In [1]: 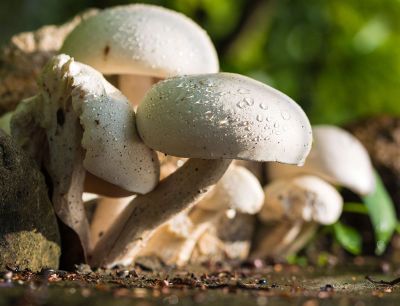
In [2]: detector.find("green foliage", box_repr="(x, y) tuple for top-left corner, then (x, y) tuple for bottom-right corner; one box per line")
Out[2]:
(362, 172), (397, 255)
(2, 1), (400, 126)
(333, 222), (362, 255)
(342, 202), (369, 215)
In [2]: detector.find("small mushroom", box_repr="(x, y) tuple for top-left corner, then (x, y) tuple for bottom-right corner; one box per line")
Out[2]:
(268, 125), (375, 195)
(90, 72), (312, 267)
(61, 4), (218, 105)
(138, 164), (264, 266)
(191, 212), (257, 263)
(251, 175), (343, 259)
(11, 54), (159, 256)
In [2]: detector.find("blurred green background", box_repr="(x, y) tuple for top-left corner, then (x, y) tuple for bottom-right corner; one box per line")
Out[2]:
(2, 0), (400, 124)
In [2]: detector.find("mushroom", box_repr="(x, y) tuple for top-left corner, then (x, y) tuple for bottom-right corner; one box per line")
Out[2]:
(90, 196), (136, 247)
(0, 9), (98, 115)
(138, 164), (264, 266)
(11, 54), (159, 255)
(268, 125), (375, 195)
(191, 212), (257, 263)
(60, 4), (218, 106)
(90, 72), (312, 267)
(251, 175), (343, 259)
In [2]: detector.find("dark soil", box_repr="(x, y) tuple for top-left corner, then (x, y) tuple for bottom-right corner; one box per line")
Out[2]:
(0, 259), (399, 306)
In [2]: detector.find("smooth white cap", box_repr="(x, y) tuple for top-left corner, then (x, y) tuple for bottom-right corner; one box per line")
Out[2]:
(137, 73), (312, 165)
(268, 125), (375, 195)
(197, 164), (264, 214)
(61, 4), (219, 77)
(259, 175), (343, 225)
(41, 54), (159, 194)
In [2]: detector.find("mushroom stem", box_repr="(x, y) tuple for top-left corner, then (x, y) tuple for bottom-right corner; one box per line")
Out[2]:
(139, 208), (221, 266)
(90, 196), (135, 247)
(251, 220), (303, 259)
(118, 75), (159, 107)
(90, 158), (232, 267)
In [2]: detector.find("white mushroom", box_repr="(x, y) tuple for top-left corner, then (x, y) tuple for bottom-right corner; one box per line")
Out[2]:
(61, 4), (218, 105)
(138, 164), (264, 265)
(11, 54), (159, 255)
(90, 196), (135, 246)
(268, 125), (375, 195)
(90, 72), (312, 267)
(191, 212), (257, 263)
(251, 175), (343, 259)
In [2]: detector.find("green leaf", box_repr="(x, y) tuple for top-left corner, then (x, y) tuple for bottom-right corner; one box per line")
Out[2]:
(362, 172), (397, 255)
(333, 222), (362, 255)
(343, 202), (369, 215)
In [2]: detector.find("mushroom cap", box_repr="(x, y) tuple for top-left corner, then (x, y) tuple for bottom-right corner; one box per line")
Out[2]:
(197, 164), (264, 214)
(268, 125), (375, 195)
(61, 4), (218, 77)
(44, 54), (159, 194)
(137, 73), (312, 164)
(259, 175), (343, 225)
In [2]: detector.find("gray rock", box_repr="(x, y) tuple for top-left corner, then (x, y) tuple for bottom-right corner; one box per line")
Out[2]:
(0, 129), (60, 271)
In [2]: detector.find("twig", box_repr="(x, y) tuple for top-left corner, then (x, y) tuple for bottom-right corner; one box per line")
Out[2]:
(365, 275), (400, 287)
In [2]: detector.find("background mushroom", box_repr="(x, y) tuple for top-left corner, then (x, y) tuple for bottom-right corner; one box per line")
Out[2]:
(253, 125), (376, 259)
(138, 164), (264, 266)
(60, 4), (219, 106)
(90, 72), (312, 267)
(11, 54), (159, 257)
(251, 175), (343, 259)
(268, 125), (376, 196)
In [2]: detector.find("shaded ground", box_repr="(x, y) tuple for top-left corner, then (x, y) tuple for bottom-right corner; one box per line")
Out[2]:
(0, 260), (399, 306)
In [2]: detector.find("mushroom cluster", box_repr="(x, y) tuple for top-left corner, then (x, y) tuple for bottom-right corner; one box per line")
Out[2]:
(0, 4), (326, 269)
(251, 125), (376, 259)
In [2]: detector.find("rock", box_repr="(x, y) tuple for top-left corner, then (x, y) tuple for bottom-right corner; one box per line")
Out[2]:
(0, 130), (60, 271)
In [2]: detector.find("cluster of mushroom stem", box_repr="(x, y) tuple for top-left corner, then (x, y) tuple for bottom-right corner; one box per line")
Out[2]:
(251, 126), (376, 259)
(1, 4), (322, 268)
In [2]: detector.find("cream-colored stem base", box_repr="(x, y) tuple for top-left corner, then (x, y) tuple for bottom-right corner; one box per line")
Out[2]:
(89, 158), (232, 267)
(90, 196), (135, 247)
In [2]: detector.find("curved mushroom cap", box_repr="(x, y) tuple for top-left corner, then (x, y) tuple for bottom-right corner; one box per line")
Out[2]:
(61, 4), (218, 77)
(197, 164), (264, 214)
(268, 125), (375, 195)
(44, 54), (159, 194)
(259, 175), (343, 225)
(137, 73), (312, 164)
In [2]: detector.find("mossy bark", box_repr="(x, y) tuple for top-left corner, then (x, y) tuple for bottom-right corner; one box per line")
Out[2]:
(0, 130), (60, 271)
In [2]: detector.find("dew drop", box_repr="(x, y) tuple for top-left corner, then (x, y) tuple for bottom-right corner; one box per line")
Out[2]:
(219, 119), (229, 125)
(259, 103), (268, 110)
(256, 115), (264, 122)
(244, 97), (254, 106)
(281, 111), (291, 120)
(237, 88), (250, 94)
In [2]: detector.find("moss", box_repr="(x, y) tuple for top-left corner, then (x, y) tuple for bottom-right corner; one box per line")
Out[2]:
(0, 130), (60, 271)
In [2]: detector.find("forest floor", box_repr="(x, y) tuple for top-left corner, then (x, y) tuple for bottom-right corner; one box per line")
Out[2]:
(0, 258), (399, 306)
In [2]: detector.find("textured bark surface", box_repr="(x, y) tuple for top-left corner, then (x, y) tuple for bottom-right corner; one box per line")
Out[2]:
(0, 130), (60, 271)
(0, 9), (97, 116)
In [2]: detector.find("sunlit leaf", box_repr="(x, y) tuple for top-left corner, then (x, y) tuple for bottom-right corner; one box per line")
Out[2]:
(362, 172), (397, 255)
(343, 202), (369, 215)
(333, 222), (362, 255)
